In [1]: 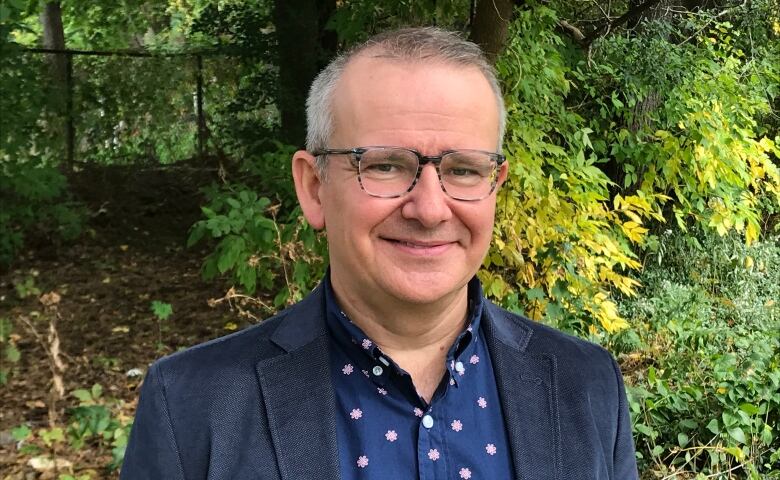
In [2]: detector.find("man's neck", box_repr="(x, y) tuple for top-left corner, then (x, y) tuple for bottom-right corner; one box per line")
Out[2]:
(331, 279), (469, 402)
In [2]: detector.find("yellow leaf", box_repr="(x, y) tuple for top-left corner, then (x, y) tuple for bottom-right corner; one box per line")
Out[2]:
(224, 322), (238, 331)
(746, 222), (759, 244)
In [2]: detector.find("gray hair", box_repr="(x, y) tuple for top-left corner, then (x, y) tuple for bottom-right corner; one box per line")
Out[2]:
(305, 27), (506, 175)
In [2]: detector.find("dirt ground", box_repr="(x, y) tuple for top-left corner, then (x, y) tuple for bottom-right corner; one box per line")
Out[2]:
(0, 165), (264, 479)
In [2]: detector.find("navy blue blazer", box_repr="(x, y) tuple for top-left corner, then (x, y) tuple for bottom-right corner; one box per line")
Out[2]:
(121, 285), (638, 479)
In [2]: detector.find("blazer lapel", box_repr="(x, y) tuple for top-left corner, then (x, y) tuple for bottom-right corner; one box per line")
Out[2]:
(484, 304), (562, 480)
(255, 287), (341, 480)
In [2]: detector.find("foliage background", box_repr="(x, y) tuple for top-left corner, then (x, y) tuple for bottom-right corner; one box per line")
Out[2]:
(1, 0), (779, 478)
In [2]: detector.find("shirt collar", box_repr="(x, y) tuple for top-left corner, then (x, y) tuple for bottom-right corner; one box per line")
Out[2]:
(323, 270), (484, 384)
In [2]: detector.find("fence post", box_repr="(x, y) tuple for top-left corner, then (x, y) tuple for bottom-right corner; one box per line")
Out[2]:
(195, 54), (206, 162)
(65, 52), (74, 166)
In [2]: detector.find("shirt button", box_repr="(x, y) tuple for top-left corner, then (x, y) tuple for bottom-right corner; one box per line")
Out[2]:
(455, 361), (465, 373)
(372, 365), (384, 376)
(422, 415), (434, 429)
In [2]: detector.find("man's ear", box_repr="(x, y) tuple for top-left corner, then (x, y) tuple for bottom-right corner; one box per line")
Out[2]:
(496, 158), (509, 188)
(292, 150), (326, 229)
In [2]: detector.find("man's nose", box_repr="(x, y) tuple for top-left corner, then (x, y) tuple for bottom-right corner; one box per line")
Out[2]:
(400, 164), (453, 227)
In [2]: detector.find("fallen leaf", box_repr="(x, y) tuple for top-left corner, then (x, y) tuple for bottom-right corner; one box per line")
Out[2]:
(39, 292), (61, 307)
(112, 326), (130, 333)
(28, 456), (73, 471)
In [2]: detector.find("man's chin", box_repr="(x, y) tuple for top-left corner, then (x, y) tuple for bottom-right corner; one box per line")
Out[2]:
(381, 272), (469, 305)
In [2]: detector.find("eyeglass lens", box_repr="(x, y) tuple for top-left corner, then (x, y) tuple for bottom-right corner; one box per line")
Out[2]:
(358, 148), (498, 200)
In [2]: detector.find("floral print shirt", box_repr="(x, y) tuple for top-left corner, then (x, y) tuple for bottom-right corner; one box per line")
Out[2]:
(324, 275), (514, 479)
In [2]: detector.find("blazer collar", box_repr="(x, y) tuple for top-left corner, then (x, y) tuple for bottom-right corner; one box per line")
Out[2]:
(256, 284), (341, 480)
(483, 302), (562, 480)
(256, 288), (562, 480)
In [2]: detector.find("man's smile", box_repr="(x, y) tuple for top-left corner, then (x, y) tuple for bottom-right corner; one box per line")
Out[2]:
(380, 236), (458, 256)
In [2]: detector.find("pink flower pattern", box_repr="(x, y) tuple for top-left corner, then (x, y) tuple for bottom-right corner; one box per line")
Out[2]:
(332, 318), (505, 477)
(428, 449), (440, 461)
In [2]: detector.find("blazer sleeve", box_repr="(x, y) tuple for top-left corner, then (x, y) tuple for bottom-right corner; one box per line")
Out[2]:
(611, 355), (639, 480)
(120, 364), (186, 480)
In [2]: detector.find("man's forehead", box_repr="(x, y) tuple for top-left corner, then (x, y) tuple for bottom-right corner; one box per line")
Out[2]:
(333, 55), (491, 111)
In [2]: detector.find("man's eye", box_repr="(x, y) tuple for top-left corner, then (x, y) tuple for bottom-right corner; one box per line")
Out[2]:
(367, 163), (397, 173)
(449, 168), (479, 177)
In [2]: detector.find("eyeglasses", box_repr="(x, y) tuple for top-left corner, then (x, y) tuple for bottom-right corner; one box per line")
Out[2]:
(312, 146), (506, 201)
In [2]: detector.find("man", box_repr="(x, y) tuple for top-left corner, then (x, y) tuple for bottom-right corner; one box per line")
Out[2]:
(121, 28), (638, 479)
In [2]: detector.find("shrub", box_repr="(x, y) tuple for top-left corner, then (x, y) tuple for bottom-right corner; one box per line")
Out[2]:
(611, 229), (780, 477)
(486, 4), (779, 336)
(0, 163), (85, 265)
(188, 184), (327, 309)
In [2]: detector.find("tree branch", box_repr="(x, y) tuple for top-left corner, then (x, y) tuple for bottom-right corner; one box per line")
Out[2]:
(584, 0), (662, 45)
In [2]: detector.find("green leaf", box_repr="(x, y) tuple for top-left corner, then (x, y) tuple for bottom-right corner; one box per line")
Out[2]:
(525, 287), (545, 301)
(760, 424), (773, 445)
(738, 403), (759, 415)
(40, 427), (65, 446)
(728, 426), (747, 444)
(11, 424), (31, 441)
(72, 389), (92, 403)
(150, 301), (173, 321)
(705, 418), (720, 434)
(5, 344), (20, 363)
(679, 419), (697, 429)
(677, 432), (689, 447)
(723, 446), (744, 461)
(91, 383), (103, 400)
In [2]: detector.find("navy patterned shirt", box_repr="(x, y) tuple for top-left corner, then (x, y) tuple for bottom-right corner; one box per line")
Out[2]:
(324, 275), (514, 479)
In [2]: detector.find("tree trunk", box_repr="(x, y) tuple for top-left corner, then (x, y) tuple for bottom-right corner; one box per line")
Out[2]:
(40, 2), (67, 85)
(470, 0), (518, 63)
(273, 0), (322, 148)
(40, 1), (73, 165)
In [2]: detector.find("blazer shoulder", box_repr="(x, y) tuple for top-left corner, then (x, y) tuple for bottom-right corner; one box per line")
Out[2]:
(149, 308), (290, 384)
(486, 301), (617, 372)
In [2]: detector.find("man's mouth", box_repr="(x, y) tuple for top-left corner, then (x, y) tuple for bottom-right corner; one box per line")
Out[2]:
(382, 237), (455, 254)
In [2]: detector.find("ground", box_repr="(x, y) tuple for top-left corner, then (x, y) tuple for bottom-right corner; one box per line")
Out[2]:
(0, 165), (263, 479)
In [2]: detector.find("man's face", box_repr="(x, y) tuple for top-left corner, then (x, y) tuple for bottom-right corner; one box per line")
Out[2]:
(296, 56), (505, 309)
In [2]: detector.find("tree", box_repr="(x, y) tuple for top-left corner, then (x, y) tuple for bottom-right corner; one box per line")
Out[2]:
(273, 0), (336, 147)
(470, 0), (517, 62)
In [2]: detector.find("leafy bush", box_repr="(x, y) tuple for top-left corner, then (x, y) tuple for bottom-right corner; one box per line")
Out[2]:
(611, 229), (780, 477)
(485, 4), (780, 335)
(188, 179), (327, 309)
(12, 383), (132, 472)
(0, 163), (85, 265)
(487, 6), (667, 333)
(584, 16), (780, 242)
